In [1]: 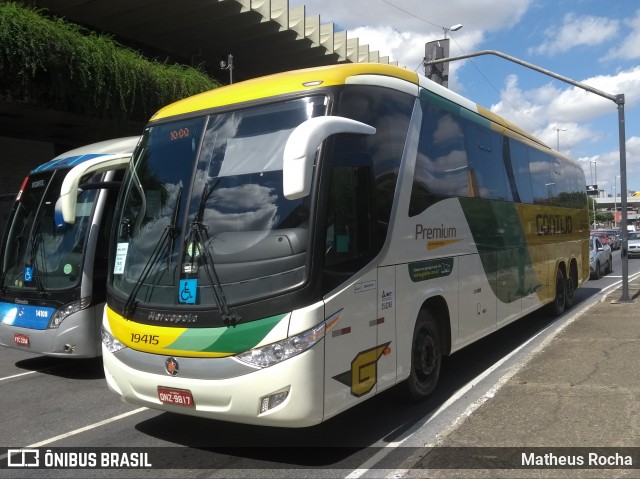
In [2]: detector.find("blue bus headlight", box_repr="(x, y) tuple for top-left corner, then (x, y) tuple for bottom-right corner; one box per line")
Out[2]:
(101, 325), (127, 353)
(48, 297), (92, 328)
(235, 322), (325, 368)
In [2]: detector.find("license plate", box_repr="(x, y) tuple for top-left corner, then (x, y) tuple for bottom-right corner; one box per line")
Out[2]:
(157, 386), (195, 407)
(14, 333), (30, 347)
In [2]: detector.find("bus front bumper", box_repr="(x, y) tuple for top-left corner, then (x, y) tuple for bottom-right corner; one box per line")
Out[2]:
(0, 308), (101, 358)
(102, 342), (326, 427)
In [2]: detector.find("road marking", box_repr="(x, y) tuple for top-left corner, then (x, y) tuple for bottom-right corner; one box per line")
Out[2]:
(0, 407), (148, 461)
(0, 370), (37, 381)
(346, 329), (540, 479)
(348, 272), (640, 479)
(0, 362), (72, 382)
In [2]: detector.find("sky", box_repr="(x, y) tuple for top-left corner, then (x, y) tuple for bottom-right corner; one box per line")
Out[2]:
(290, 0), (640, 197)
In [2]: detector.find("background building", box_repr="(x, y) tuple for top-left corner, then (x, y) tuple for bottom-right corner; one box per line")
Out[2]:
(0, 0), (395, 234)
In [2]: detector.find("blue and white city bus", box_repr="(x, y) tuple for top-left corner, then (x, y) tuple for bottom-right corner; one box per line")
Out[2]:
(0, 137), (139, 357)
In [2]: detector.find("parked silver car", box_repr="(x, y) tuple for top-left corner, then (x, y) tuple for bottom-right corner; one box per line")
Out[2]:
(590, 235), (612, 279)
(627, 231), (640, 258)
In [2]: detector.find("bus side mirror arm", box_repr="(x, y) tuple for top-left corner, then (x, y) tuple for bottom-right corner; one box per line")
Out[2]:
(55, 154), (131, 226)
(282, 116), (376, 200)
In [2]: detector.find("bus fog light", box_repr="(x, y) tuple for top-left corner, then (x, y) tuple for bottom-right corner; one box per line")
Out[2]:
(259, 389), (289, 414)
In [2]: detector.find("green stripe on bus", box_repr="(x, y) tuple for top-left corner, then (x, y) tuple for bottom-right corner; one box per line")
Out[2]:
(166, 313), (288, 354)
(459, 197), (537, 303)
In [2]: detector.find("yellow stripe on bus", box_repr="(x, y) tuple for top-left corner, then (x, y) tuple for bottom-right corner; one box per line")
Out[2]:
(150, 64), (418, 121)
(106, 307), (232, 358)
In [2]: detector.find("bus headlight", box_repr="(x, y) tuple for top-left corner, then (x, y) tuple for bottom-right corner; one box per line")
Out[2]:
(235, 322), (325, 368)
(48, 297), (91, 328)
(101, 325), (127, 353)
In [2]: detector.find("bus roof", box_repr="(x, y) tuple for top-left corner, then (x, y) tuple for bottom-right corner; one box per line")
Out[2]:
(32, 136), (140, 173)
(150, 64), (419, 122)
(148, 63), (565, 163)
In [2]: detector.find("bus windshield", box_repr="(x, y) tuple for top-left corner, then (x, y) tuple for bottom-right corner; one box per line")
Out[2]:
(110, 96), (327, 310)
(1, 170), (98, 292)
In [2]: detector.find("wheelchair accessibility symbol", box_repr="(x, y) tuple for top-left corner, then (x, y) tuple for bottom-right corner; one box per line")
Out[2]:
(179, 279), (197, 304)
(24, 266), (33, 282)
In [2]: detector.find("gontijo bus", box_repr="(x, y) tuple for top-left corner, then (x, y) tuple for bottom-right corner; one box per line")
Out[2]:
(0, 137), (139, 357)
(100, 64), (589, 426)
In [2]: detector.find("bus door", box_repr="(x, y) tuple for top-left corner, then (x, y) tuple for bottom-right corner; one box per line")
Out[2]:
(376, 265), (396, 391)
(321, 164), (388, 418)
(323, 272), (379, 419)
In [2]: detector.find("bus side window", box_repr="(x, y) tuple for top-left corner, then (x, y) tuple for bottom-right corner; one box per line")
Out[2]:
(323, 164), (376, 290)
(508, 140), (534, 204)
(465, 124), (512, 201)
(410, 102), (469, 216)
(325, 165), (375, 263)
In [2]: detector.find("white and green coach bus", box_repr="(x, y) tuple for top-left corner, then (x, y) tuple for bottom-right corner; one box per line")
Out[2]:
(99, 64), (589, 426)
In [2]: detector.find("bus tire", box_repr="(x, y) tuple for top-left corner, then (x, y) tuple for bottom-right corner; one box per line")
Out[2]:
(549, 267), (566, 317)
(565, 262), (577, 308)
(405, 310), (442, 402)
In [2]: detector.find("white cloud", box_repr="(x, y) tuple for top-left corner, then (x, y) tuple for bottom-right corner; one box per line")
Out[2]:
(292, 0), (531, 67)
(529, 13), (619, 56)
(298, 0), (532, 33)
(608, 9), (640, 60)
(490, 66), (640, 137)
(577, 136), (640, 194)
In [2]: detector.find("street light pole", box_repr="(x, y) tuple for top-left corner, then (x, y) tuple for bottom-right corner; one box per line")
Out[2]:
(423, 49), (631, 302)
(614, 176), (619, 228)
(442, 23), (462, 39)
(590, 158), (598, 229)
(556, 127), (567, 151)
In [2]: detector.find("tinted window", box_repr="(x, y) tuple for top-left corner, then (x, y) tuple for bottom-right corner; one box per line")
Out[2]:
(323, 86), (413, 287)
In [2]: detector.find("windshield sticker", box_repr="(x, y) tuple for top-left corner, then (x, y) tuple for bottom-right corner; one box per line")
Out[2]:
(179, 279), (197, 304)
(113, 243), (129, 274)
(408, 258), (454, 282)
(24, 266), (33, 282)
(187, 242), (201, 258)
(63, 264), (72, 275)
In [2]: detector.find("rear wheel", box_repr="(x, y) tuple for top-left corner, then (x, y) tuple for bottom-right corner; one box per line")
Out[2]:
(549, 267), (566, 317)
(405, 310), (442, 402)
(593, 261), (601, 280)
(565, 263), (577, 308)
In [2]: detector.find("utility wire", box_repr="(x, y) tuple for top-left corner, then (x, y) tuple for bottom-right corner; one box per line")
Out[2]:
(380, 0), (545, 130)
(379, 0), (442, 29)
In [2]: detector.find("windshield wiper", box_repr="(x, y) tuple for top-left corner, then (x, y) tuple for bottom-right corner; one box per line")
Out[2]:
(27, 226), (48, 297)
(123, 187), (182, 317)
(188, 181), (240, 326)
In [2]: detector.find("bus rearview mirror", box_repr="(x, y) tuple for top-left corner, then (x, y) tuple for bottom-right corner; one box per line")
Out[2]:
(282, 116), (375, 200)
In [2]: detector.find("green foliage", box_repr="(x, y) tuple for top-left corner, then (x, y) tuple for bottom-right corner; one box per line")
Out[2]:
(0, 2), (219, 121)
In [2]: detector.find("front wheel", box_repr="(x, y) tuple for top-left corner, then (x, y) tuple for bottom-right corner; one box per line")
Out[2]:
(405, 310), (442, 402)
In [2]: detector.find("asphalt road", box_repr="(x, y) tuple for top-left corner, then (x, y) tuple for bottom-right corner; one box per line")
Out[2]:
(1, 250), (637, 479)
